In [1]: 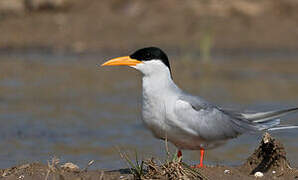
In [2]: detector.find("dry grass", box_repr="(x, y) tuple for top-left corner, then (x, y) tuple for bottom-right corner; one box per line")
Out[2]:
(143, 158), (208, 180)
(117, 147), (145, 179)
(45, 157), (60, 180)
(117, 138), (209, 180)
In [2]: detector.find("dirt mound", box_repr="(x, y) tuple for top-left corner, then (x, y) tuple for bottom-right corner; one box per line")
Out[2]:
(242, 132), (291, 175)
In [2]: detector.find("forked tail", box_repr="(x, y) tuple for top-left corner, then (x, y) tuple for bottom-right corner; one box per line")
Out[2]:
(244, 107), (298, 131)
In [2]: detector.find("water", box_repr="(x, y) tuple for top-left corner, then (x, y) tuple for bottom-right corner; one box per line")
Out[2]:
(0, 49), (297, 169)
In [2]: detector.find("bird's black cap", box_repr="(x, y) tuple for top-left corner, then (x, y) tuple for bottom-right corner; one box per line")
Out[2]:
(130, 47), (171, 73)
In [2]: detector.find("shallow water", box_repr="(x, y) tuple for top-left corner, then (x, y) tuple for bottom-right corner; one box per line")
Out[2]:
(0, 49), (297, 169)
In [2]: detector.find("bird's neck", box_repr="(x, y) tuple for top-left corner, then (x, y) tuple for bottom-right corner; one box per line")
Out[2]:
(142, 72), (180, 97)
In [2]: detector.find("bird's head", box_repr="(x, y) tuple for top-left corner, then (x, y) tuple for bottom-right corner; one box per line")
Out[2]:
(101, 47), (171, 77)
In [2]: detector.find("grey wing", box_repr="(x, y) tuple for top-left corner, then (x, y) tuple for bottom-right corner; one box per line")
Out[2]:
(175, 94), (298, 142)
(174, 95), (258, 142)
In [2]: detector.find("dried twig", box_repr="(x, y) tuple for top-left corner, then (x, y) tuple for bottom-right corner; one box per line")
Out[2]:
(83, 160), (94, 172)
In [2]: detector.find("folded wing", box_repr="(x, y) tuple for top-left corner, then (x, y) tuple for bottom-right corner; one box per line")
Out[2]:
(174, 94), (298, 142)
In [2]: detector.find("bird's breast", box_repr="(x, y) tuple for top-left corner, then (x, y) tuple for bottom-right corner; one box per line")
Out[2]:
(141, 86), (173, 139)
(141, 75), (183, 140)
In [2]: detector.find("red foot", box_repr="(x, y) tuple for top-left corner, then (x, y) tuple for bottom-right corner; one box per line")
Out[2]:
(177, 150), (182, 158)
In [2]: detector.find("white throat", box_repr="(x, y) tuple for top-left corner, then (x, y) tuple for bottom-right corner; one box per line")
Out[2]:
(132, 60), (180, 97)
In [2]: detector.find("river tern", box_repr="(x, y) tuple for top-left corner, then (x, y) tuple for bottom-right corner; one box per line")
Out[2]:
(101, 47), (298, 167)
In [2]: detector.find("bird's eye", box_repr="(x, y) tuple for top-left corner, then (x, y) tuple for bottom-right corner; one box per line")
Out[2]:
(145, 52), (151, 59)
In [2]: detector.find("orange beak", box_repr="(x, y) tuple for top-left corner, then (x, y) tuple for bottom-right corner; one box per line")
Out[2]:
(101, 56), (142, 66)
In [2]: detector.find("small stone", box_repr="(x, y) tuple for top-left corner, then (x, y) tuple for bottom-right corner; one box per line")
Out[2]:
(254, 171), (264, 178)
(272, 170), (276, 174)
(18, 175), (24, 179)
(61, 162), (80, 171)
(224, 169), (230, 174)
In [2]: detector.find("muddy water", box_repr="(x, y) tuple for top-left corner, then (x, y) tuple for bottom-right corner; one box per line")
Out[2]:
(0, 49), (297, 169)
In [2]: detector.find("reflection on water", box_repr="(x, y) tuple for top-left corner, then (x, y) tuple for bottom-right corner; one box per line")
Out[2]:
(0, 49), (297, 169)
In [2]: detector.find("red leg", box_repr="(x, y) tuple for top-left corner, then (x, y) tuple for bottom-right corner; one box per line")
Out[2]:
(177, 149), (182, 158)
(198, 148), (205, 168)
(192, 148), (205, 168)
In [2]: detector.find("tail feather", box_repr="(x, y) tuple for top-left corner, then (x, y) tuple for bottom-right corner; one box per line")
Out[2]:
(258, 119), (280, 128)
(241, 107), (298, 123)
(268, 125), (298, 131)
(222, 107), (298, 132)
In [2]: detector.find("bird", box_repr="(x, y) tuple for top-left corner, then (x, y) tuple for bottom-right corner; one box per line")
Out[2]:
(101, 47), (298, 168)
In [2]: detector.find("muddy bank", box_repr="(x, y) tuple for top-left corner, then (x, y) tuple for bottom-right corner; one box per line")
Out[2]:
(1, 0), (298, 52)
(1, 133), (297, 180)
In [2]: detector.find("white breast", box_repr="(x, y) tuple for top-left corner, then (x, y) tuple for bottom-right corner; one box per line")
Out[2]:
(140, 64), (179, 139)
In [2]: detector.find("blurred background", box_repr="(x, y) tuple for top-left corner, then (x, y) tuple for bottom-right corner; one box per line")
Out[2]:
(0, 0), (298, 170)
